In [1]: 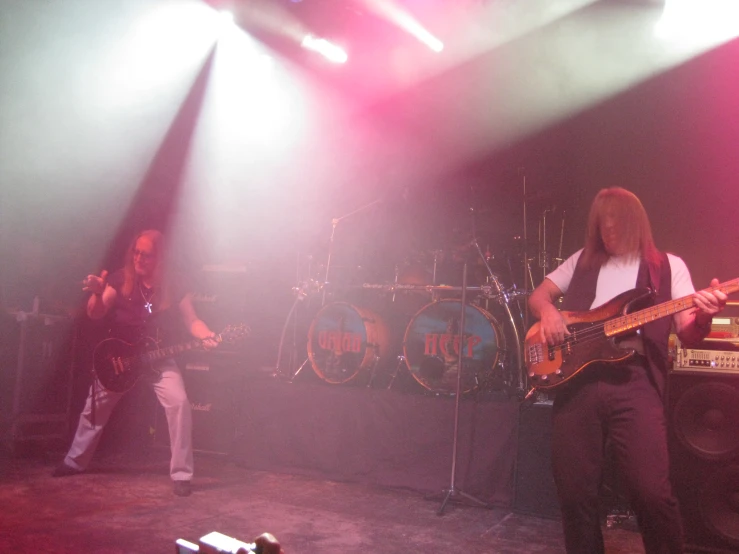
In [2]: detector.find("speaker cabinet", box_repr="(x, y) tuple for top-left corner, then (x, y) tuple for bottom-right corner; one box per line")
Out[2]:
(154, 357), (244, 455)
(668, 371), (739, 553)
(0, 314), (76, 450)
(514, 402), (561, 519)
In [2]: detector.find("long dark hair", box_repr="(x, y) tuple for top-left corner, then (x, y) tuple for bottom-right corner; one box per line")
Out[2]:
(121, 229), (172, 310)
(579, 187), (661, 270)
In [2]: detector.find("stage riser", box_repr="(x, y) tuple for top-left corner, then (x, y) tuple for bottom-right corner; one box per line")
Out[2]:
(227, 379), (519, 506)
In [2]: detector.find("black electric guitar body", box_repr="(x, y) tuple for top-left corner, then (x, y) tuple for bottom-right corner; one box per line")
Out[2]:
(93, 324), (249, 393)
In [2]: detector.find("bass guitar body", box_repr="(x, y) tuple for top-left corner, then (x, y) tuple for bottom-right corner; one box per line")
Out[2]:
(524, 288), (653, 391)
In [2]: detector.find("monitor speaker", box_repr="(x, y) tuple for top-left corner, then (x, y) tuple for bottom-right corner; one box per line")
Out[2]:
(668, 371), (739, 553)
(513, 402), (561, 519)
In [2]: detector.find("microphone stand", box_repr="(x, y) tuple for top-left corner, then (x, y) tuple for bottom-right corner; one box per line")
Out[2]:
(437, 263), (489, 515)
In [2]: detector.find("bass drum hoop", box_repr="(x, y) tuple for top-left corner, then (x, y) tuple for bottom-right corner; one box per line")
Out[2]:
(307, 301), (391, 384)
(402, 299), (505, 394)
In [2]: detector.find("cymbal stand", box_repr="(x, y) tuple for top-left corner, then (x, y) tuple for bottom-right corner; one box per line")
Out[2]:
(471, 238), (525, 392)
(322, 198), (383, 306)
(274, 278), (319, 380)
(556, 210), (566, 269)
(437, 264), (489, 515)
(536, 206), (567, 280)
(521, 170), (531, 332)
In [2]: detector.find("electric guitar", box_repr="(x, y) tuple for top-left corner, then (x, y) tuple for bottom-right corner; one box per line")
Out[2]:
(93, 324), (250, 393)
(524, 278), (739, 391)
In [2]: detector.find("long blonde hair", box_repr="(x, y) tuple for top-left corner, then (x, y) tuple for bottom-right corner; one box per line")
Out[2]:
(121, 229), (172, 310)
(579, 187), (661, 270)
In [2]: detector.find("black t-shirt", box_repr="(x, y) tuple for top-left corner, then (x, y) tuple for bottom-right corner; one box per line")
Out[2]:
(106, 269), (189, 345)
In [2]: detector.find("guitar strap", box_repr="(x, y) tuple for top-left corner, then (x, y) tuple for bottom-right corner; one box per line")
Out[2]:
(647, 255), (663, 297)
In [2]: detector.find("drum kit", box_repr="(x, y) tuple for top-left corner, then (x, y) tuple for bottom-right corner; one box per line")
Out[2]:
(277, 248), (530, 397)
(275, 188), (567, 397)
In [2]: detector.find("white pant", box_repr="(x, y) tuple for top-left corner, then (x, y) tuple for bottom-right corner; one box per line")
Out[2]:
(64, 358), (194, 481)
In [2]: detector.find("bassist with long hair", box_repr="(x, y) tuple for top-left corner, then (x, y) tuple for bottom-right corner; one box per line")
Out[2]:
(528, 187), (727, 554)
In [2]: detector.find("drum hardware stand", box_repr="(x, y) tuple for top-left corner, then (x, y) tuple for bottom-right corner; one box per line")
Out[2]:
(470, 238), (525, 393)
(322, 197), (383, 306)
(386, 355), (406, 390)
(274, 279), (320, 381)
(468, 197), (526, 393)
(366, 349), (382, 388)
(288, 358), (311, 382)
(534, 205), (567, 283)
(521, 168), (531, 333)
(557, 210), (566, 269)
(437, 264), (489, 515)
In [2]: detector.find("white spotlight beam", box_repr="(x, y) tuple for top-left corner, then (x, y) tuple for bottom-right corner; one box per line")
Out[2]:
(301, 35), (348, 63)
(361, 0), (443, 52)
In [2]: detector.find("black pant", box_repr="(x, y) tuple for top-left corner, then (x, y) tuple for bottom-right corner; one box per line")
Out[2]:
(551, 364), (683, 554)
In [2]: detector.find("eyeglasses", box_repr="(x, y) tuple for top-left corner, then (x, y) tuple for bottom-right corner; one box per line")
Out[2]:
(133, 249), (154, 261)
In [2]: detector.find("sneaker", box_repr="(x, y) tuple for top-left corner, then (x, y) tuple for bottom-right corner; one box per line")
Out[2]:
(173, 480), (192, 497)
(52, 462), (83, 478)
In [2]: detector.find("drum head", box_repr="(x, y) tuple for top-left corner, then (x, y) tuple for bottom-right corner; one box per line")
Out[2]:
(403, 300), (503, 393)
(308, 302), (389, 385)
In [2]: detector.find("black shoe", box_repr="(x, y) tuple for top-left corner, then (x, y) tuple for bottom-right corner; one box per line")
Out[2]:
(173, 480), (192, 497)
(52, 462), (83, 478)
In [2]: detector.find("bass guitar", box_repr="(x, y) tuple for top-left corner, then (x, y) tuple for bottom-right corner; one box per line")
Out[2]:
(93, 324), (250, 393)
(524, 279), (739, 391)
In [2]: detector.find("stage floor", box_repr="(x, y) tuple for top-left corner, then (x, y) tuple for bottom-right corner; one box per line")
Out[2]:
(0, 451), (645, 553)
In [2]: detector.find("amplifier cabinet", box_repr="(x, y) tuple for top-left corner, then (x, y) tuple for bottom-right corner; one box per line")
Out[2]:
(153, 360), (245, 455)
(668, 370), (739, 552)
(0, 313), (75, 450)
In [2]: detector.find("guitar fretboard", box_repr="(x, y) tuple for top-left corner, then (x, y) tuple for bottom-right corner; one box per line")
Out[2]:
(605, 278), (739, 336)
(147, 337), (216, 361)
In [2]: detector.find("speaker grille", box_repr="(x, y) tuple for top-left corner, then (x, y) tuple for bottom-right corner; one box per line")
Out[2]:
(700, 465), (739, 547)
(673, 382), (739, 460)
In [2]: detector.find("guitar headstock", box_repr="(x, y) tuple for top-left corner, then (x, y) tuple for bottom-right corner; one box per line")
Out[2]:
(216, 323), (251, 345)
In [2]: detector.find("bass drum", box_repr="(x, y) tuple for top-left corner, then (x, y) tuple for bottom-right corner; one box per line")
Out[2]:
(307, 302), (392, 385)
(403, 300), (506, 394)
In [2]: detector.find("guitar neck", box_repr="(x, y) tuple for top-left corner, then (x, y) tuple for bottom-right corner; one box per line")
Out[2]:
(147, 336), (215, 361)
(606, 278), (739, 336)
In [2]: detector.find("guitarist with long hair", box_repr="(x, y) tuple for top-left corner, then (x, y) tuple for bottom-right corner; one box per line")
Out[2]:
(53, 229), (218, 497)
(528, 187), (727, 554)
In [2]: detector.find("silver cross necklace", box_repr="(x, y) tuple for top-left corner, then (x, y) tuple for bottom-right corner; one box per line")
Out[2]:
(139, 282), (154, 314)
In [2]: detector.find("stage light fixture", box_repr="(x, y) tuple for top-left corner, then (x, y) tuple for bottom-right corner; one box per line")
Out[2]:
(301, 35), (348, 64)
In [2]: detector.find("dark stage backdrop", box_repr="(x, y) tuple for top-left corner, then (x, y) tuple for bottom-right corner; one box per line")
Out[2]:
(1, 2), (737, 355)
(445, 38), (739, 291)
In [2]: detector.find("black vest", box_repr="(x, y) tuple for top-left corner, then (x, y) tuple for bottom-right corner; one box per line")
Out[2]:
(560, 252), (673, 398)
